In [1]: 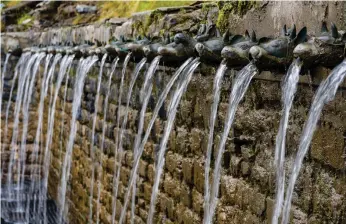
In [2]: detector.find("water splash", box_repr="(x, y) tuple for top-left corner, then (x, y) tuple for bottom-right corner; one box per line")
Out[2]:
(203, 62), (228, 223)
(119, 58), (193, 224)
(147, 58), (200, 224)
(59, 55), (99, 224)
(204, 62), (258, 224)
(118, 56), (162, 224)
(96, 58), (119, 224)
(88, 53), (108, 224)
(112, 55), (147, 223)
(281, 60), (346, 224)
(272, 59), (302, 224)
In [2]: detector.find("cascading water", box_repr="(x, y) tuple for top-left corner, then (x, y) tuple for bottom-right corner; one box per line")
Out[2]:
(58, 55), (74, 163)
(0, 53), (11, 218)
(17, 52), (47, 195)
(147, 58), (200, 224)
(88, 53), (108, 224)
(59, 55), (99, 224)
(27, 53), (62, 221)
(272, 59), (302, 224)
(111, 55), (147, 223)
(281, 60), (346, 224)
(2, 52), (45, 223)
(111, 53), (132, 224)
(119, 58), (193, 224)
(6, 52), (39, 198)
(203, 62), (228, 223)
(204, 62), (258, 224)
(96, 58), (119, 224)
(118, 56), (162, 224)
(27, 52), (53, 221)
(1, 53), (29, 188)
(0, 53), (10, 152)
(2, 54), (28, 157)
(41, 54), (75, 224)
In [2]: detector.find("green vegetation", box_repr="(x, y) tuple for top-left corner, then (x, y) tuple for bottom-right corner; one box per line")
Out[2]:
(17, 13), (33, 28)
(216, 0), (258, 32)
(2, 0), (22, 8)
(131, 9), (164, 36)
(97, 1), (193, 21)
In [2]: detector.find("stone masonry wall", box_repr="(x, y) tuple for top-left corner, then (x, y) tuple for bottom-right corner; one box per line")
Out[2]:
(38, 59), (346, 223)
(1, 1), (346, 223)
(1, 56), (47, 183)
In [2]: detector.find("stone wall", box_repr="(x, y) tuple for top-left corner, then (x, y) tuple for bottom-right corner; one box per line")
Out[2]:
(36, 59), (346, 223)
(1, 1), (346, 223)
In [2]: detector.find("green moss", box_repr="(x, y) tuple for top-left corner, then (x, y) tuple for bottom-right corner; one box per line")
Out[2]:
(3, 0), (22, 8)
(98, 1), (193, 21)
(216, 0), (258, 32)
(201, 2), (217, 14)
(132, 9), (164, 36)
(17, 13), (33, 29)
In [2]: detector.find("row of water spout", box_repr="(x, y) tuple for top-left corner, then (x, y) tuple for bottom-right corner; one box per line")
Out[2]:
(1, 35), (346, 224)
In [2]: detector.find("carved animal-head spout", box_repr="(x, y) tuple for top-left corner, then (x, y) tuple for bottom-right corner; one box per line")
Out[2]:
(194, 24), (230, 63)
(105, 35), (130, 57)
(158, 32), (197, 62)
(8, 45), (22, 57)
(221, 30), (258, 67)
(249, 25), (307, 68)
(293, 22), (346, 67)
(194, 23), (221, 42)
(143, 33), (171, 60)
(125, 35), (152, 58)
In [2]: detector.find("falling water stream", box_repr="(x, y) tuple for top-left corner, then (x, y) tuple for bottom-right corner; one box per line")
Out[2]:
(58, 55), (75, 163)
(118, 57), (193, 224)
(3, 54), (29, 158)
(204, 62), (258, 224)
(88, 53), (108, 224)
(41, 54), (75, 224)
(281, 60), (346, 224)
(147, 58), (200, 224)
(0, 53), (11, 218)
(118, 56), (162, 224)
(203, 62), (228, 223)
(27, 53), (62, 221)
(27, 53), (53, 222)
(272, 59), (302, 224)
(96, 58), (119, 224)
(111, 55), (147, 223)
(6, 52), (39, 201)
(111, 53), (132, 223)
(59, 55), (99, 224)
(1, 53), (29, 190)
(0, 53), (10, 152)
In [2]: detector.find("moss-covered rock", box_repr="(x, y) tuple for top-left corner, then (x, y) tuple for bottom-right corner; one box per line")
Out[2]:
(216, 1), (258, 32)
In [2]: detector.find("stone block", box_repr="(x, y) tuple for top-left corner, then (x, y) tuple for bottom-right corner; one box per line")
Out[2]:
(139, 159), (148, 178)
(311, 126), (345, 170)
(192, 189), (203, 215)
(182, 158), (193, 185)
(163, 174), (181, 199)
(193, 159), (205, 193)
